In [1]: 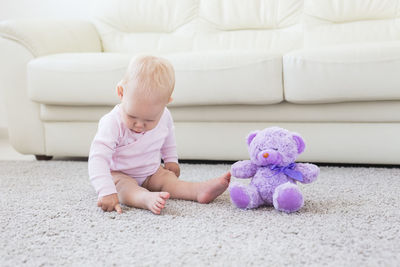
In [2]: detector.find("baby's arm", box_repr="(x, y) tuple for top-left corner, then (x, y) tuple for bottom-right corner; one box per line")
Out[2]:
(88, 114), (121, 212)
(97, 194), (121, 213)
(231, 160), (258, 178)
(295, 163), (319, 184)
(161, 109), (179, 177)
(164, 162), (180, 177)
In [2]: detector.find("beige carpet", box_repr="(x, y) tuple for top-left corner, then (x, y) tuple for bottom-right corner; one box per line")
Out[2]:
(0, 160), (399, 266)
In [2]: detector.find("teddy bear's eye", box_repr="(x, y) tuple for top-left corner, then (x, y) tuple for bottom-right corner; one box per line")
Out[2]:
(259, 147), (278, 151)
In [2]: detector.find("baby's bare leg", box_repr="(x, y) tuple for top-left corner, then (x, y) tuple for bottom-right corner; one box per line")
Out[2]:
(111, 171), (170, 214)
(142, 167), (231, 203)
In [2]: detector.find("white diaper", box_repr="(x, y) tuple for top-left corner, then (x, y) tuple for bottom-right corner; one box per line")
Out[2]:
(134, 176), (148, 186)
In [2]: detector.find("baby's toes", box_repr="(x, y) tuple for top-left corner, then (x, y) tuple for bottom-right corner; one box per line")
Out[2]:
(157, 197), (166, 206)
(156, 202), (165, 209)
(159, 192), (170, 200)
(151, 205), (161, 215)
(223, 172), (232, 183)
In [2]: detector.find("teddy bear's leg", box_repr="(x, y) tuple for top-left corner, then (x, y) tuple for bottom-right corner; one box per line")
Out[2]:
(229, 183), (263, 209)
(272, 182), (304, 213)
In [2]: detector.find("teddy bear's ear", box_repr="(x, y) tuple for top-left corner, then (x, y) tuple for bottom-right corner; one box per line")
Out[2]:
(246, 131), (259, 145)
(292, 133), (305, 154)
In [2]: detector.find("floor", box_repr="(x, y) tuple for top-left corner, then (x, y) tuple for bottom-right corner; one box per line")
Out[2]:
(1, 129), (399, 265)
(1, 156), (400, 266)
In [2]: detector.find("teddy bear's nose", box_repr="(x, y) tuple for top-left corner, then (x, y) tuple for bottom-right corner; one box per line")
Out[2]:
(263, 153), (269, 158)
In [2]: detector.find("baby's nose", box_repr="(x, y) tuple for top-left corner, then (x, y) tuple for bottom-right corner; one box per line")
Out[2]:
(134, 121), (144, 127)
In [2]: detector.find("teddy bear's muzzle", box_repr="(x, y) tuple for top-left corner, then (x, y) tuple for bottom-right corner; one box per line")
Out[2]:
(258, 150), (282, 165)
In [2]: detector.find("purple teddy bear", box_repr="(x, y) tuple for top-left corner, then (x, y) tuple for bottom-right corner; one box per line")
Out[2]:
(229, 127), (319, 213)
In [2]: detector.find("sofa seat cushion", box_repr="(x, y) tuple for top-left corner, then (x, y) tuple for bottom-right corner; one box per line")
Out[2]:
(283, 41), (400, 103)
(28, 51), (283, 106)
(40, 101), (400, 123)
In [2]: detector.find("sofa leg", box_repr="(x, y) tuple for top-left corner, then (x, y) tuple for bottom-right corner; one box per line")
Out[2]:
(35, 155), (53, 161)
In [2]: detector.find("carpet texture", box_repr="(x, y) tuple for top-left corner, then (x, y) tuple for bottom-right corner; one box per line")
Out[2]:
(0, 160), (399, 266)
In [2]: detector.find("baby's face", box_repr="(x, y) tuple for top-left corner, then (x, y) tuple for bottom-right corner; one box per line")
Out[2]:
(120, 90), (166, 133)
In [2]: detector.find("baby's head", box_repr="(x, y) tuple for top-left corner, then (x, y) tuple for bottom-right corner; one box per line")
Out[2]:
(117, 55), (175, 133)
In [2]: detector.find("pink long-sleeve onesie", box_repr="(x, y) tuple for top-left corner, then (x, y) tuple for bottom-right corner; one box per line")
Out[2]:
(88, 104), (178, 198)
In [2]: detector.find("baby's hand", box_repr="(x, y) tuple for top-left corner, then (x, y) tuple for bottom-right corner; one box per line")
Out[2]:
(97, 193), (122, 214)
(164, 162), (180, 177)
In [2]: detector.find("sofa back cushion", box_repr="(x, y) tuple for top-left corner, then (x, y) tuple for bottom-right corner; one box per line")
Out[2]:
(304, 0), (400, 48)
(92, 0), (303, 54)
(93, 0), (196, 33)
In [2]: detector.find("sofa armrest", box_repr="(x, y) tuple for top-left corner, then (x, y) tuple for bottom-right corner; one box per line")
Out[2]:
(0, 19), (102, 57)
(0, 37), (45, 155)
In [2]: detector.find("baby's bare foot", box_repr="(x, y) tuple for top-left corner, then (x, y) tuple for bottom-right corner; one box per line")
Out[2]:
(197, 172), (231, 204)
(145, 192), (170, 215)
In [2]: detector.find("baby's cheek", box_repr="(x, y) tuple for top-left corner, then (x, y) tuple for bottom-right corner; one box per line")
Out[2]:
(124, 118), (134, 129)
(147, 121), (158, 130)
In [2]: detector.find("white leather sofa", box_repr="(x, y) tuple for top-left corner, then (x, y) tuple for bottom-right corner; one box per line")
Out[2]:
(1, 0), (400, 164)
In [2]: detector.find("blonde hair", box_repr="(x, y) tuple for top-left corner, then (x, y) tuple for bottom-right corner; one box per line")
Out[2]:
(121, 55), (175, 102)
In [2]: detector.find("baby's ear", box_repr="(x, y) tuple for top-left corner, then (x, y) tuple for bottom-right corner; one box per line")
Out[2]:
(246, 130), (259, 145)
(292, 133), (305, 154)
(116, 84), (124, 99)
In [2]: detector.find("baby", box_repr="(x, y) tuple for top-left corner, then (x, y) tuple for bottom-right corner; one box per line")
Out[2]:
(88, 55), (231, 214)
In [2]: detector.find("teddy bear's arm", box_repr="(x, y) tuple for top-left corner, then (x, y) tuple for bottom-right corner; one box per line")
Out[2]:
(231, 160), (258, 178)
(295, 163), (319, 184)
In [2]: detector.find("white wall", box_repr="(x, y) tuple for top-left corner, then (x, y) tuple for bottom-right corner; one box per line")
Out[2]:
(0, 0), (92, 131)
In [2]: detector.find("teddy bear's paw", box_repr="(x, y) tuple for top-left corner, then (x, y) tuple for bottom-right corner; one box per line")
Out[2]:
(296, 163), (319, 184)
(273, 183), (304, 213)
(229, 185), (251, 209)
